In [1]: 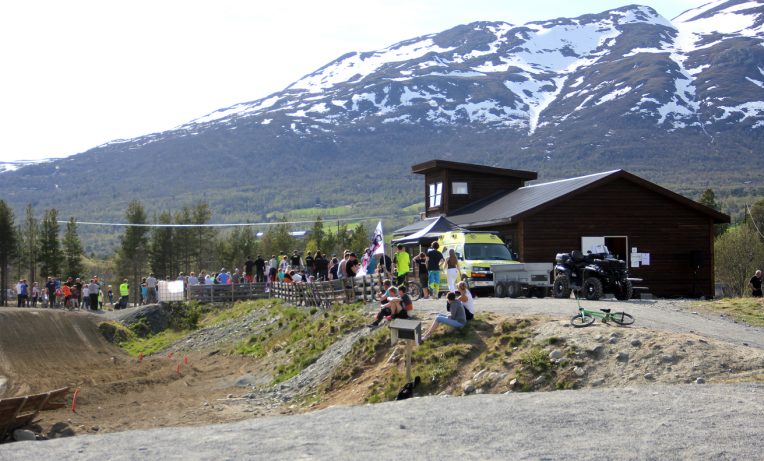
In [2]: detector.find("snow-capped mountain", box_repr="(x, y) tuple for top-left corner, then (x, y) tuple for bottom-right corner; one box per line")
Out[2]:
(1, 1), (762, 232)
(170, 0), (763, 139)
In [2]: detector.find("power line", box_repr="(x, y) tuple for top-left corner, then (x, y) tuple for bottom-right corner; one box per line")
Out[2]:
(56, 213), (420, 228)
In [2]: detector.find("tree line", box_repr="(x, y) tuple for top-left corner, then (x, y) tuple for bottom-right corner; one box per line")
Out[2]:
(0, 199), (373, 306)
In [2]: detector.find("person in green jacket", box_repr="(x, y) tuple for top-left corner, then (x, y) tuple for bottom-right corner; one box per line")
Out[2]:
(118, 279), (129, 310)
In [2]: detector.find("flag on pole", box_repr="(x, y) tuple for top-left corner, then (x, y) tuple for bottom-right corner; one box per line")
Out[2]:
(359, 221), (384, 276)
(371, 221), (384, 256)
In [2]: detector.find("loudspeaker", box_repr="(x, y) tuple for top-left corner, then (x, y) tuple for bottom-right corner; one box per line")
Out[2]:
(690, 250), (704, 269)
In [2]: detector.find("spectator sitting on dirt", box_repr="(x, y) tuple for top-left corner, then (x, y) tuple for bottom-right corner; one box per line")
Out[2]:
(283, 271), (294, 283)
(457, 281), (475, 321)
(398, 284), (414, 313)
(377, 279), (393, 303)
(421, 292), (466, 341)
(368, 286), (408, 328)
(292, 271), (303, 283)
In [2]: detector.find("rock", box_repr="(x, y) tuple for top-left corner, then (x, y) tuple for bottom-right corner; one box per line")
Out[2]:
(616, 352), (629, 362)
(549, 350), (563, 360)
(462, 381), (475, 394)
(473, 369), (487, 381)
(630, 339), (642, 347)
(573, 366), (585, 377)
(696, 377), (706, 384)
(660, 354), (677, 364)
(509, 379), (518, 388)
(608, 337), (618, 344)
(591, 378), (604, 387)
(594, 335), (604, 342)
(534, 375), (546, 384)
(13, 429), (36, 441)
(119, 304), (172, 337)
(227, 394), (234, 399)
(644, 372), (654, 380)
(98, 322), (130, 343)
(47, 422), (75, 439)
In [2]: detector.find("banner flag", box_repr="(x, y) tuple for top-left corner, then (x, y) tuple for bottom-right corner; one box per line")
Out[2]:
(359, 221), (384, 276)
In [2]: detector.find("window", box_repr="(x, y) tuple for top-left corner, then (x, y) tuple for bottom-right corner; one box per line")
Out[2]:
(452, 182), (469, 195)
(428, 182), (443, 208)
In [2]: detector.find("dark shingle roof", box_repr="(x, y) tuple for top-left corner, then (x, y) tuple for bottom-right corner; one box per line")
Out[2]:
(448, 171), (619, 227)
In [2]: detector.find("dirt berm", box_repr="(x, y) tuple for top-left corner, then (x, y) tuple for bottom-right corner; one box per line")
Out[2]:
(0, 309), (124, 396)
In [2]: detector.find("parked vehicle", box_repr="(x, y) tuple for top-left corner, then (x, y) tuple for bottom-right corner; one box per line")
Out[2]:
(552, 247), (633, 301)
(492, 263), (553, 298)
(437, 231), (518, 292)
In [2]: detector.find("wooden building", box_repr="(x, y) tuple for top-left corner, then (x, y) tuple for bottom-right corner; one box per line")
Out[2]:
(409, 159), (730, 298)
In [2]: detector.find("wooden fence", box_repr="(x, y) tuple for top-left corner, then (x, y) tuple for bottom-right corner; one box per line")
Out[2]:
(187, 274), (390, 307)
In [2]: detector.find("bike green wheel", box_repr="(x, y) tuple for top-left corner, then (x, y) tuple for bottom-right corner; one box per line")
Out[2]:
(570, 313), (595, 328)
(610, 312), (635, 325)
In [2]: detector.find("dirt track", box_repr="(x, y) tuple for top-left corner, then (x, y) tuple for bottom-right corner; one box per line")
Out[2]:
(1, 296), (763, 444)
(0, 308), (288, 437)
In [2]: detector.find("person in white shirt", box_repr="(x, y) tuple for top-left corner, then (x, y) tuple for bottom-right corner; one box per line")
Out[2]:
(457, 281), (475, 321)
(145, 273), (158, 303)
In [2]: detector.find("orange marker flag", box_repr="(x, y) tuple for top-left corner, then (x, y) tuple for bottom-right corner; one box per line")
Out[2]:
(184, 355), (189, 365)
(71, 388), (81, 413)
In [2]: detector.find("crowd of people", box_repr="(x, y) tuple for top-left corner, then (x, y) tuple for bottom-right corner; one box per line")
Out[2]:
(9, 276), (113, 310)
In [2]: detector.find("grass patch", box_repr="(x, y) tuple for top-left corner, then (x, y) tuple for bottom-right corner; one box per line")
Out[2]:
(693, 298), (764, 327)
(199, 299), (268, 327)
(234, 302), (368, 384)
(119, 329), (190, 357)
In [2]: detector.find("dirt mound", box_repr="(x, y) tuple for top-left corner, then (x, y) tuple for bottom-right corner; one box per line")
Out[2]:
(0, 308), (284, 438)
(0, 309), (124, 396)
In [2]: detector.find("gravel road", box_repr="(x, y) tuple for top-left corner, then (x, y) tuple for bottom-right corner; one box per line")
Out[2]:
(411, 296), (764, 349)
(3, 383), (763, 460)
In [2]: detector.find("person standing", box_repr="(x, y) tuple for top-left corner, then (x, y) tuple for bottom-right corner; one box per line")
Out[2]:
(31, 282), (40, 307)
(394, 245), (411, 288)
(145, 273), (158, 304)
(750, 270), (763, 297)
(445, 249), (461, 292)
(244, 256), (255, 283)
(89, 278), (100, 311)
(46, 277), (57, 308)
(119, 279), (129, 309)
(254, 255), (266, 283)
(426, 242), (444, 299)
(413, 252), (429, 299)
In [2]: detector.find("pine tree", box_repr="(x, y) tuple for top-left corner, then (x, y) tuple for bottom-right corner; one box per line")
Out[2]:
(115, 201), (149, 305)
(149, 211), (174, 278)
(38, 208), (62, 278)
(22, 204), (38, 283)
(62, 217), (85, 279)
(0, 201), (17, 306)
(191, 202), (215, 271)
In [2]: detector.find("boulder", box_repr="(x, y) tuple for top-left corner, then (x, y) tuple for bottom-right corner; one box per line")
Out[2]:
(119, 304), (171, 337)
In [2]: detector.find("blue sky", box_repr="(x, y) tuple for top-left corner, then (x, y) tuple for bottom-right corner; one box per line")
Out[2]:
(0, 0), (709, 162)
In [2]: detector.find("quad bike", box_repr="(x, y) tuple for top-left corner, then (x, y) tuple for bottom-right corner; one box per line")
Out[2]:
(552, 248), (633, 301)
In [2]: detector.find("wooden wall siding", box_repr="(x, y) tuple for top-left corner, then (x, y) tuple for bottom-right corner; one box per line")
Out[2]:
(517, 178), (715, 298)
(445, 171), (526, 213)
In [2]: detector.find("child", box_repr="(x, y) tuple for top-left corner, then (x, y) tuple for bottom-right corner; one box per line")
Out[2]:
(369, 286), (408, 328)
